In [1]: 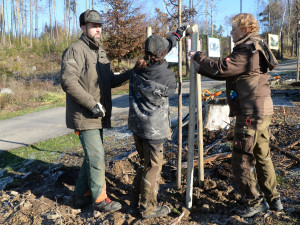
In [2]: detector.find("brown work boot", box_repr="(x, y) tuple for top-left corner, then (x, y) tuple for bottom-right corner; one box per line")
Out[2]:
(93, 197), (122, 213)
(141, 205), (171, 219)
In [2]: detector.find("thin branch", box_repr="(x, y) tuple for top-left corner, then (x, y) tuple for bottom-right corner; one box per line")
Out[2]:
(270, 143), (300, 163)
(168, 0), (178, 7)
(162, 0), (177, 18)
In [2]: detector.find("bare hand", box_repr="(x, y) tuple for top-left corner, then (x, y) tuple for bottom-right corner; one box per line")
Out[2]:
(188, 51), (196, 60)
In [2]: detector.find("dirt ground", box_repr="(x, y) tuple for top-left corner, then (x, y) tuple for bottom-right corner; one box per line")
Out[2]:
(0, 83), (299, 225)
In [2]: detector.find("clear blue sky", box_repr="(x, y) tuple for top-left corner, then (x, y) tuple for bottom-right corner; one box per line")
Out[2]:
(50, 0), (263, 36)
(215, 0), (262, 35)
(5, 0), (264, 36)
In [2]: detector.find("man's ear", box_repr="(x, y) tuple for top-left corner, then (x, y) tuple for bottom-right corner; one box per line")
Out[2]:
(81, 25), (86, 35)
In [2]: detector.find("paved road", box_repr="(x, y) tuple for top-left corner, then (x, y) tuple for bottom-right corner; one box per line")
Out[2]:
(269, 59), (298, 75)
(0, 59), (297, 151)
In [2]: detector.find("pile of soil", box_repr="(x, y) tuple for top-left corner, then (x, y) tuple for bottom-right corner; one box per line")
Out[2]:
(0, 88), (299, 224)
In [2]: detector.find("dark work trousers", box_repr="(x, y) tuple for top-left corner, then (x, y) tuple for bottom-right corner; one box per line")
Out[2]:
(231, 115), (280, 207)
(132, 134), (164, 216)
(75, 129), (106, 202)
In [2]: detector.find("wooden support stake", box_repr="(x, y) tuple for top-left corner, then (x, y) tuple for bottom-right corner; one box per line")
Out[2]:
(195, 27), (204, 186)
(186, 24), (198, 209)
(146, 26), (152, 38)
(176, 0), (183, 189)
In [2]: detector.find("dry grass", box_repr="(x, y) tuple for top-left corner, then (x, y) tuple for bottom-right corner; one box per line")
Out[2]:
(0, 78), (64, 113)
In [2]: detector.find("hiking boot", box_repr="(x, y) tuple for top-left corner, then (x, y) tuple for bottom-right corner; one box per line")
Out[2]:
(269, 198), (283, 211)
(236, 199), (269, 218)
(74, 195), (92, 209)
(141, 205), (171, 219)
(93, 197), (122, 213)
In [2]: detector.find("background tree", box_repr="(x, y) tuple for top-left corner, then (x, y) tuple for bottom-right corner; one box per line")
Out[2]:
(259, 0), (283, 33)
(30, 0), (33, 48)
(100, 0), (147, 63)
(1, 0), (5, 45)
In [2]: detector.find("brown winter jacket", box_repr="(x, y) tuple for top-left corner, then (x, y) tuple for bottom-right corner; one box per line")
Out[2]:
(194, 32), (278, 117)
(61, 35), (133, 130)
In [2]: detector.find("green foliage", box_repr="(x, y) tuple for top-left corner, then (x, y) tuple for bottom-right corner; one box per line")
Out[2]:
(0, 64), (13, 78)
(0, 94), (14, 109)
(276, 174), (291, 188)
(32, 35), (77, 56)
(34, 92), (65, 104)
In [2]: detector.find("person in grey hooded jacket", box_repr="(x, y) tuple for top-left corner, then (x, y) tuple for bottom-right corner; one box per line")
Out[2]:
(128, 26), (186, 219)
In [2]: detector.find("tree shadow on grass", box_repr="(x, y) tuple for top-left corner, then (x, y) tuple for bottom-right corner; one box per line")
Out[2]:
(0, 145), (80, 208)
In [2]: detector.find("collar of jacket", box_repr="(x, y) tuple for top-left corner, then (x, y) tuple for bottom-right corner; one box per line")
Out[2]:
(235, 32), (260, 47)
(80, 34), (100, 51)
(135, 61), (169, 80)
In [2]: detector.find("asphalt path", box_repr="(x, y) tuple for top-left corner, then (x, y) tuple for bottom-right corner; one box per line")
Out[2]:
(0, 59), (297, 151)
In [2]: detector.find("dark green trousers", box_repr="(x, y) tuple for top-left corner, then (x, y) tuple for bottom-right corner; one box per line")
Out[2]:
(75, 129), (105, 202)
(133, 135), (164, 215)
(231, 115), (280, 206)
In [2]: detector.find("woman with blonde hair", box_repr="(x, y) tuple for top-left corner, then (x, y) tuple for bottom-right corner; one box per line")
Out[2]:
(189, 13), (282, 217)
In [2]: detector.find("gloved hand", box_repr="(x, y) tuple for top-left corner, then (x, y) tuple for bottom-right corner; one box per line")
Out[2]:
(193, 61), (201, 72)
(91, 103), (106, 118)
(172, 25), (187, 41)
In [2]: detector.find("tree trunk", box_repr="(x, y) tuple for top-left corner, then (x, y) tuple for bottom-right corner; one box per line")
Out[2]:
(21, 0), (26, 37)
(73, 1), (77, 36)
(53, 0), (58, 40)
(68, 0), (70, 38)
(49, 0), (52, 39)
(205, 0), (208, 35)
(64, 0), (67, 33)
(35, 0), (38, 40)
(1, 0), (5, 45)
(30, 0), (33, 48)
(211, 0), (214, 36)
(11, 0), (14, 38)
(16, 0), (22, 45)
(268, 0), (271, 33)
(291, 33), (294, 57)
(6, 0), (11, 46)
(287, 0), (291, 50)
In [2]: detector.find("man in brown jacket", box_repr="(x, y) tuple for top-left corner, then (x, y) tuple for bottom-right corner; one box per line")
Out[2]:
(61, 9), (132, 213)
(189, 13), (283, 217)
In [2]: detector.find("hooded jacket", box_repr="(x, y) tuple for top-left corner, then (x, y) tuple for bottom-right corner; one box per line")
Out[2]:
(128, 61), (177, 141)
(61, 34), (132, 130)
(194, 32), (277, 117)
